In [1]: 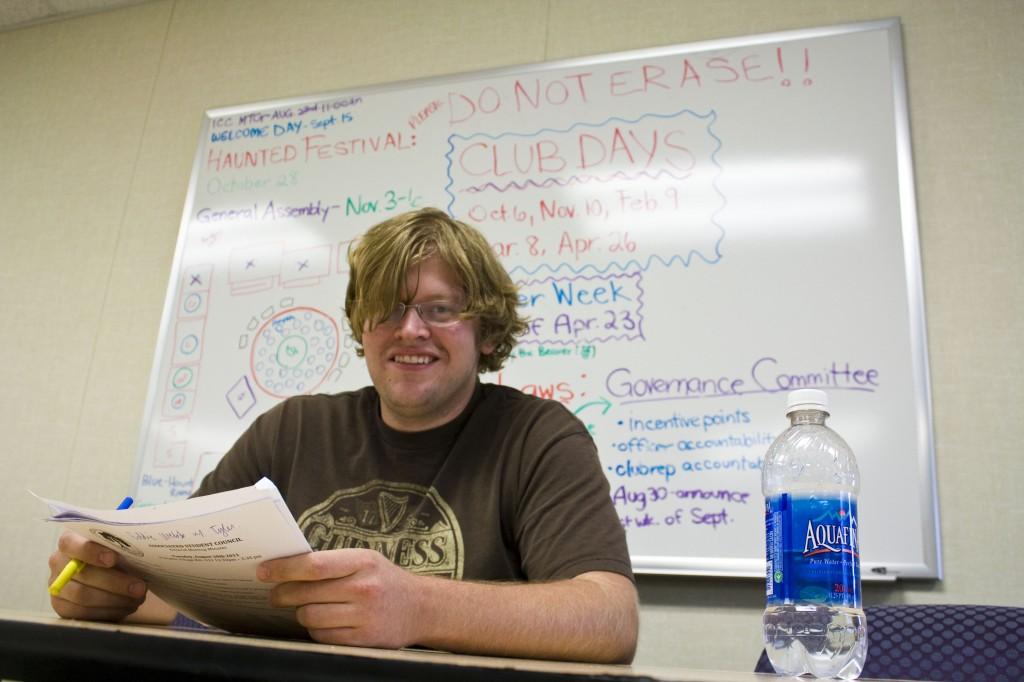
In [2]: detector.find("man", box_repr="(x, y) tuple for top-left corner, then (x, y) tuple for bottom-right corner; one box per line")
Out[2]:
(49, 208), (638, 663)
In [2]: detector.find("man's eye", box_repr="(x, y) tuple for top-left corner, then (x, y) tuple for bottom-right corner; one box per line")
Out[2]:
(429, 303), (453, 314)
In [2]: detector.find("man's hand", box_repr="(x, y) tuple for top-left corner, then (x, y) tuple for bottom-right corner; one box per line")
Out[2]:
(48, 530), (148, 622)
(260, 548), (425, 648)
(261, 549), (638, 662)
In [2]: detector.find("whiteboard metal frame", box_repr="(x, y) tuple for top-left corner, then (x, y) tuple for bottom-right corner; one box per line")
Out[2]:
(133, 18), (941, 580)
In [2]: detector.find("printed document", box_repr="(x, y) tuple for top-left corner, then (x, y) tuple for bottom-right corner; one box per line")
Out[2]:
(38, 478), (311, 638)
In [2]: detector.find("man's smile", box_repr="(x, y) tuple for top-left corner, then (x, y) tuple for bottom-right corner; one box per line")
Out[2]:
(392, 354), (438, 366)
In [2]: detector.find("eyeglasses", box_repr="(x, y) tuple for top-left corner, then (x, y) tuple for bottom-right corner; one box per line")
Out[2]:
(383, 301), (465, 327)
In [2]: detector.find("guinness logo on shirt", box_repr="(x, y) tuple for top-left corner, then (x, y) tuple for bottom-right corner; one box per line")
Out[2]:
(297, 480), (464, 579)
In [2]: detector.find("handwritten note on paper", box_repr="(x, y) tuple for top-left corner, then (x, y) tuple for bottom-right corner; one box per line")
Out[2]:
(38, 478), (311, 638)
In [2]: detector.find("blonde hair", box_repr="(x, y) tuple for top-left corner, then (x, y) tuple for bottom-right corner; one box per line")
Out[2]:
(345, 208), (527, 372)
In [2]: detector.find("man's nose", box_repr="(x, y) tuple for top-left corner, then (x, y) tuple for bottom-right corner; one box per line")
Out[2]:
(396, 306), (430, 337)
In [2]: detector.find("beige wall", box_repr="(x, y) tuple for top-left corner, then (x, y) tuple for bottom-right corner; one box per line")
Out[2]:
(1, 0), (1020, 671)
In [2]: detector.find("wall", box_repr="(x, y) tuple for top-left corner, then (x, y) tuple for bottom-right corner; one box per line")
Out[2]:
(1, 0), (1020, 671)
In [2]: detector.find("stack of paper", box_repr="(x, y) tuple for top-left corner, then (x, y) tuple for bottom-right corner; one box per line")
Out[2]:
(39, 478), (312, 638)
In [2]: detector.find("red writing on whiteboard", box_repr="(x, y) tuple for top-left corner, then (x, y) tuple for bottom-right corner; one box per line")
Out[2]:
(448, 73), (594, 124)
(449, 113), (703, 195)
(446, 48), (811, 125)
(204, 133), (416, 172)
(456, 126), (692, 180)
(609, 54), (773, 94)
(495, 371), (577, 404)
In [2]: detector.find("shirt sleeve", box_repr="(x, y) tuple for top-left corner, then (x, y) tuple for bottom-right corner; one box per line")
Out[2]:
(511, 404), (634, 583)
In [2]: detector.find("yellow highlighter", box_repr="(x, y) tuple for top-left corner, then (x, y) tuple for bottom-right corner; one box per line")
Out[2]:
(48, 496), (134, 596)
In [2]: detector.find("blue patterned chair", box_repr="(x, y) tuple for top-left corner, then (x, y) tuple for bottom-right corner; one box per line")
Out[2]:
(754, 604), (1024, 681)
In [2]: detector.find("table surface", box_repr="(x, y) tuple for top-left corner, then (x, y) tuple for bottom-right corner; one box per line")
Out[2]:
(0, 609), (889, 682)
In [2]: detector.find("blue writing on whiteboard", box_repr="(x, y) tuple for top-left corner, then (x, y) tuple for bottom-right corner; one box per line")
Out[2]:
(518, 272), (644, 345)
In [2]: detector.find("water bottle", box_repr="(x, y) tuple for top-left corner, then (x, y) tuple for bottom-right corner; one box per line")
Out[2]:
(762, 389), (867, 679)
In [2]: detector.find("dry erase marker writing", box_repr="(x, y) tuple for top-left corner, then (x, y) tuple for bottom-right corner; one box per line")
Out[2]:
(48, 496), (134, 597)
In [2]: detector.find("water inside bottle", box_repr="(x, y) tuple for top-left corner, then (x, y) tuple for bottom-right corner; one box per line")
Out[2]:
(764, 604), (867, 679)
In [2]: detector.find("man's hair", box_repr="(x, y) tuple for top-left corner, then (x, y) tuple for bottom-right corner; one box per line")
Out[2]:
(345, 208), (527, 372)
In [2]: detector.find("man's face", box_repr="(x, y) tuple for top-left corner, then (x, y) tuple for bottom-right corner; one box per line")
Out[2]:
(362, 255), (494, 431)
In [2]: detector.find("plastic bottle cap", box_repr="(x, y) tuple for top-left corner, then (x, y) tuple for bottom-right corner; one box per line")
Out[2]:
(785, 388), (829, 415)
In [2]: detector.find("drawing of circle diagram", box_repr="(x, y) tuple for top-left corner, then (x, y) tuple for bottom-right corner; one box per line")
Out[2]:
(250, 307), (340, 398)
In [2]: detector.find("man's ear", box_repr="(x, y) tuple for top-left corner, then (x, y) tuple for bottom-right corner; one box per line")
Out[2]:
(480, 335), (497, 356)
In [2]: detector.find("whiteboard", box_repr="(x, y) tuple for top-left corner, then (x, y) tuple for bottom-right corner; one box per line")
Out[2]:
(133, 18), (941, 579)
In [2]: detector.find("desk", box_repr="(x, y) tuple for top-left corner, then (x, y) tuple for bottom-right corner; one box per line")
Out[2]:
(0, 610), (780, 682)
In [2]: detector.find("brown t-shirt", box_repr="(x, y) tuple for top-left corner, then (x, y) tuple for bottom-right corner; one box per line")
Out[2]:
(195, 383), (633, 583)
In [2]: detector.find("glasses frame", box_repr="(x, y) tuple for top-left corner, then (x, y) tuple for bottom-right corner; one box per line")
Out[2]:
(382, 300), (466, 328)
